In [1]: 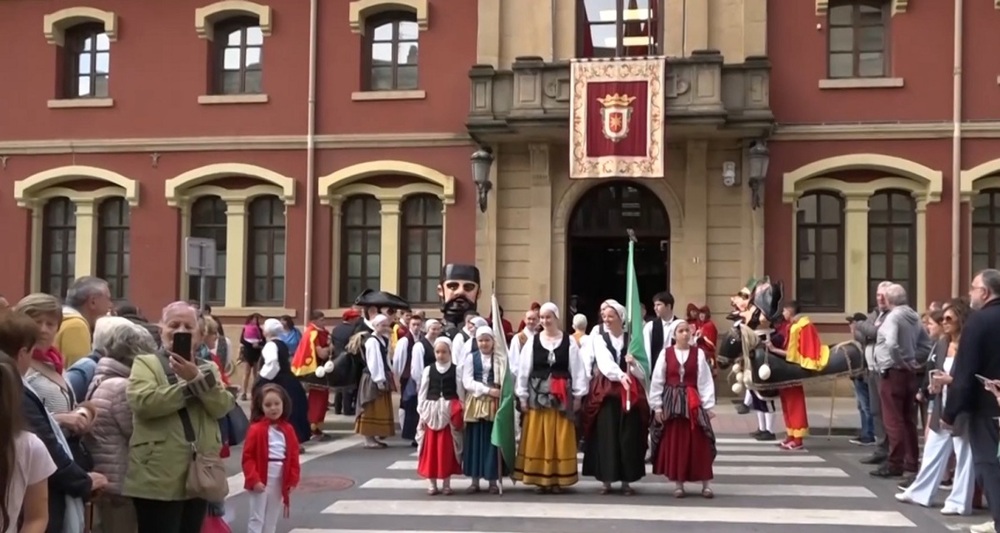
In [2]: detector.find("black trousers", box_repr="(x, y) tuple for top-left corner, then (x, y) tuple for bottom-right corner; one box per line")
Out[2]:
(133, 497), (207, 533)
(968, 415), (1000, 529)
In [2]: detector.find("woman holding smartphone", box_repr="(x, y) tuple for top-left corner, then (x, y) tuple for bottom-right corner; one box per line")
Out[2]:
(896, 304), (975, 516)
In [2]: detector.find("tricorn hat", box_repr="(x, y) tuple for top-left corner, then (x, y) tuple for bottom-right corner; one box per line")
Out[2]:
(353, 289), (410, 310)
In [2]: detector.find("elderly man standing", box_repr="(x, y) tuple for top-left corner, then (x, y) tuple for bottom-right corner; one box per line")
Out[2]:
(854, 281), (893, 466)
(943, 269), (1000, 533)
(871, 283), (929, 479)
(56, 276), (114, 366)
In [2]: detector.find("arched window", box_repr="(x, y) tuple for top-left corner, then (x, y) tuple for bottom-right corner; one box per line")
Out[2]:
(868, 190), (916, 308)
(214, 18), (263, 94)
(65, 23), (110, 98)
(189, 196), (228, 305)
(364, 13), (419, 91)
(41, 197), (77, 297)
(795, 192), (845, 311)
(400, 195), (443, 304)
(246, 196), (285, 306)
(340, 195), (381, 306)
(971, 189), (1000, 273)
(96, 197), (130, 301)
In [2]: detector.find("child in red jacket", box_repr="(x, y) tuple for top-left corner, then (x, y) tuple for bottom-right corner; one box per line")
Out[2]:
(243, 384), (302, 533)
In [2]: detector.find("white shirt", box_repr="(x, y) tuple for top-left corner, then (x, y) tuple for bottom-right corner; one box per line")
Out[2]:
(642, 317), (683, 365)
(364, 335), (390, 384)
(267, 425), (287, 461)
(514, 332), (589, 402)
(648, 347), (716, 411)
(592, 331), (645, 383)
(508, 330), (534, 376)
(259, 340), (280, 381)
(462, 350), (495, 396)
(4, 432), (56, 533)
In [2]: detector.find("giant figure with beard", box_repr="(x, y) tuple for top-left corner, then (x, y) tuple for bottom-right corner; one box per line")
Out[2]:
(437, 264), (482, 339)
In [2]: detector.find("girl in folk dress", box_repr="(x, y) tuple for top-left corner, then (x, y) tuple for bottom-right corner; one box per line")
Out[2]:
(581, 302), (649, 495)
(416, 336), (465, 495)
(355, 314), (396, 448)
(461, 326), (509, 493)
(243, 384), (302, 533)
(514, 302), (589, 493)
(650, 321), (718, 498)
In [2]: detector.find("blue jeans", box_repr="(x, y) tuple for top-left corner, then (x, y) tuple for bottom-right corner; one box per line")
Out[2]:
(854, 376), (875, 440)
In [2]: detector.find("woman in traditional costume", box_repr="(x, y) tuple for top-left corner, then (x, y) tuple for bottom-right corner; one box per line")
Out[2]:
(461, 326), (508, 493)
(650, 320), (717, 498)
(355, 314), (396, 448)
(514, 302), (588, 493)
(581, 302), (649, 495)
(416, 336), (465, 495)
(695, 306), (719, 375)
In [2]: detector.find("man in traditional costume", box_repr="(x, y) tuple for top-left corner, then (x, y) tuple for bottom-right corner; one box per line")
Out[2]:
(392, 313), (426, 446)
(416, 336), (465, 495)
(514, 302), (588, 493)
(509, 308), (540, 374)
(642, 291), (684, 373)
(461, 326), (509, 493)
(354, 314), (396, 448)
(290, 310), (334, 440)
(649, 321), (717, 498)
(437, 264), (482, 339)
(765, 300), (828, 450)
(581, 302), (649, 495)
(731, 278), (781, 441)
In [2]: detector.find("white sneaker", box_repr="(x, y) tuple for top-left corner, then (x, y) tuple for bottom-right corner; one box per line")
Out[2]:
(939, 506), (962, 516)
(969, 520), (996, 533)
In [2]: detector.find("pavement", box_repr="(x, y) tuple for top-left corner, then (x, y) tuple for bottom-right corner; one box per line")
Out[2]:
(215, 411), (987, 533)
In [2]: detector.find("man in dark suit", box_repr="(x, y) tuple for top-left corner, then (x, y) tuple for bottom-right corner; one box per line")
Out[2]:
(943, 269), (1000, 533)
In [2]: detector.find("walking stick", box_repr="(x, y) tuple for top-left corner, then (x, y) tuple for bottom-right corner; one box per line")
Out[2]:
(827, 376), (838, 439)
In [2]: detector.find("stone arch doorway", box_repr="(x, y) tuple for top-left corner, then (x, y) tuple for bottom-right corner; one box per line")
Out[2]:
(566, 181), (671, 327)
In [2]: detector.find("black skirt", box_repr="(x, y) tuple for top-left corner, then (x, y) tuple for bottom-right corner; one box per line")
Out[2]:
(581, 397), (647, 484)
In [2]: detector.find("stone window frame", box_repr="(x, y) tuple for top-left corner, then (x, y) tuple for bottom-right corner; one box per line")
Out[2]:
(782, 154), (943, 324)
(43, 7), (118, 108)
(13, 165), (139, 293)
(317, 160), (454, 314)
(195, 0), (273, 105)
(165, 163), (296, 317)
(349, 0), (428, 101)
(815, 0), (908, 16)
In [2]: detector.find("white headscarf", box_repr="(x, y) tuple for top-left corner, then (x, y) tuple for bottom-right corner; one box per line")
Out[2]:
(540, 302), (560, 320)
(470, 316), (489, 329)
(425, 318), (441, 329)
(475, 325), (494, 339)
(606, 301), (625, 321)
(433, 336), (453, 349)
(262, 318), (284, 338)
(371, 314), (389, 327)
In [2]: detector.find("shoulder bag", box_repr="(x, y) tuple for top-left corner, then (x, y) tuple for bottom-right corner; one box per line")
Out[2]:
(155, 353), (230, 502)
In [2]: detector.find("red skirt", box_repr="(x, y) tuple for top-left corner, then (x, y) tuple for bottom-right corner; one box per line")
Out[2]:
(653, 418), (714, 482)
(417, 426), (463, 479)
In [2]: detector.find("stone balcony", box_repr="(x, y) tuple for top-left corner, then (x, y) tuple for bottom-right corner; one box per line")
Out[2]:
(467, 50), (773, 142)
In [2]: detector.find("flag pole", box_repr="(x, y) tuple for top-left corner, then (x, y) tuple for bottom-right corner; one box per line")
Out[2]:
(625, 229), (637, 412)
(490, 282), (505, 496)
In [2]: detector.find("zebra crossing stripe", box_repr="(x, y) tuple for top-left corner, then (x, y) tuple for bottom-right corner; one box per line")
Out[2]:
(384, 460), (846, 477)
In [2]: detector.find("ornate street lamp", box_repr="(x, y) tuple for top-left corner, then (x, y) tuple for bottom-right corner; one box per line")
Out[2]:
(747, 139), (770, 210)
(471, 146), (495, 213)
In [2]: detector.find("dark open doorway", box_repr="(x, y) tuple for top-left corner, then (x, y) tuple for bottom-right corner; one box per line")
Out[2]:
(566, 181), (670, 329)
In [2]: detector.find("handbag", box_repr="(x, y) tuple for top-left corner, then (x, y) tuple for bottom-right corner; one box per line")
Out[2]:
(156, 353), (230, 502)
(222, 399), (250, 446)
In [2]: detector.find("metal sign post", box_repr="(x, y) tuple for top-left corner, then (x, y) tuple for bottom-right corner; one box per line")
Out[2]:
(184, 237), (217, 312)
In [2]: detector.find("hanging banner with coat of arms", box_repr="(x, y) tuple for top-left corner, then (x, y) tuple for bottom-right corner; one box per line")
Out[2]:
(569, 57), (665, 179)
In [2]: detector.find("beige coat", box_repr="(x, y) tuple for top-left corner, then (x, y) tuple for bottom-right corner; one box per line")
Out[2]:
(84, 358), (134, 494)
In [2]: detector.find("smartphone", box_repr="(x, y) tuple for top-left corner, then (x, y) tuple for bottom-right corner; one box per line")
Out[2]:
(173, 332), (193, 360)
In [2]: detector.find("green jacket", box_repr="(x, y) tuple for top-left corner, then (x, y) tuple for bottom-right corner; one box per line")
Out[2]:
(123, 352), (234, 501)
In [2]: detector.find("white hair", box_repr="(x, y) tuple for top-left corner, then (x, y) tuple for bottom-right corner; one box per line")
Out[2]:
(160, 301), (198, 323)
(65, 276), (109, 309)
(884, 283), (908, 307)
(262, 318), (284, 338)
(876, 280), (893, 292)
(93, 316), (156, 362)
(572, 313), (588, 330)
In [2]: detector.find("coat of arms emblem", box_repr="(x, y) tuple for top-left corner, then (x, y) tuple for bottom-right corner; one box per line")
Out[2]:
(596, 93), (637, 142)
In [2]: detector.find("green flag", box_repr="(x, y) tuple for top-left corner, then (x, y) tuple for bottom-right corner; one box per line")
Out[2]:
(625, 240), (651, 385)
(489, 294), (517, 475)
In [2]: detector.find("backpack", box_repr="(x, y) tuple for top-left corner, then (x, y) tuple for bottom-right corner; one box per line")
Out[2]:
(65, 351), (101, 404)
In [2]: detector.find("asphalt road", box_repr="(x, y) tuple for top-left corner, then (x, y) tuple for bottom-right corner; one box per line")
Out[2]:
(218, 432), (980, 533)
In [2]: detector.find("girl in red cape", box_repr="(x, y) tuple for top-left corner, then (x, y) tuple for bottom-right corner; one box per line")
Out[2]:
(695, 306), (719, 375)
(243, 384), (301, 533)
